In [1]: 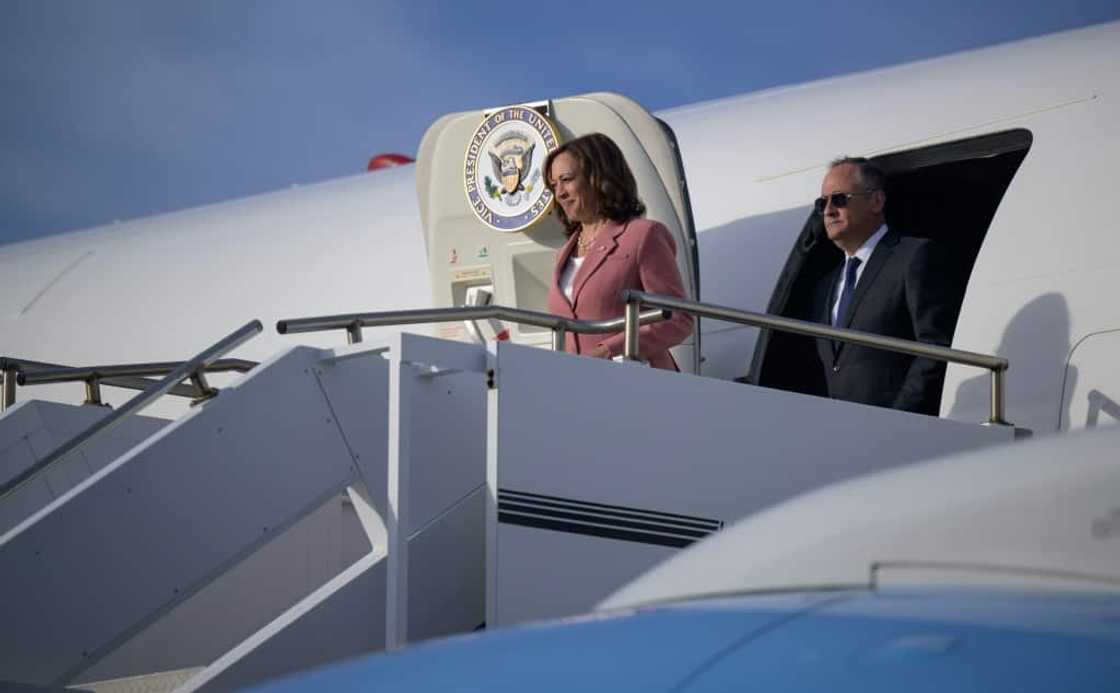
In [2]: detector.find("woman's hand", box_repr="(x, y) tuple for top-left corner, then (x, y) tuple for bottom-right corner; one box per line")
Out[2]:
(588, 344), (612, 359)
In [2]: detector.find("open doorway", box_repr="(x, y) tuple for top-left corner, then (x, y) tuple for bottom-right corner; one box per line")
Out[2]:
(748, 129), (1032, 406)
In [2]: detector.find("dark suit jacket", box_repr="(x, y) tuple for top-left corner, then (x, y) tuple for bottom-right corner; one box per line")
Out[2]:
(814, 230), (961, 415)
(547, 218), (693, 370)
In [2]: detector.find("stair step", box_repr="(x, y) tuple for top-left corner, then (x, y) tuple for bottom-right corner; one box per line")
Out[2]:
(74, 667), (204, 693)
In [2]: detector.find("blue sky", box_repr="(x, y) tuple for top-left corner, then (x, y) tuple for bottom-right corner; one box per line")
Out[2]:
(3, 1), (1119, 246)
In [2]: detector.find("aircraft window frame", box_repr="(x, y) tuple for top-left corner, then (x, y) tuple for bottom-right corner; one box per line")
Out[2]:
(873, 129), (1032, 175)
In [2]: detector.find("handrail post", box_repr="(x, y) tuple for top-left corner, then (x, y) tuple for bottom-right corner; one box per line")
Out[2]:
(987, 367), (1010, 426)
(623, 297), (641, 361)
(2, 364), (16, 412)
(346, 322), (364, 345)
(190, 370), (219, 405)
(552, 325), (566, 352)
(83, 377), (108, 407)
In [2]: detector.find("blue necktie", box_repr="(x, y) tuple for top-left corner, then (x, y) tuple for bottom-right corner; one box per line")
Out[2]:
(833, 256), (862, 327)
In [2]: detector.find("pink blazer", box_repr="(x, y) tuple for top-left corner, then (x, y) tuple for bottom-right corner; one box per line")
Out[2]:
(547, 218), (693, 370)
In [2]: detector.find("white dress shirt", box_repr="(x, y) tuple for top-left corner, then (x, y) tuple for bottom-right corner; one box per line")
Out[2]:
(831, 224), (888, 325)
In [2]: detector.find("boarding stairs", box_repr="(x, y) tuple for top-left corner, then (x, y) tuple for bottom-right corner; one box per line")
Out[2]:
(0, 300), (1014, 692)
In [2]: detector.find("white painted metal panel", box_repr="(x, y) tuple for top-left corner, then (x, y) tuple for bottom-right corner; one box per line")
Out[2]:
(186, 552), (387, 693)
(311, 347), (393, 511)
(385, 333), (489, 648)
(406, 487), (486, 642)
(402, 375), (486, 536)
(0, 400), (168, 535)
(0, 401), (39, 461)
(497, 524), (675, 623)
(74, 494), (372, 684)
(491, 342), (1012, 624)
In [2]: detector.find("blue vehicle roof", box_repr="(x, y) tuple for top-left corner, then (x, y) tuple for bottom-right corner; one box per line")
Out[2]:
(248, 588), (1120, 692)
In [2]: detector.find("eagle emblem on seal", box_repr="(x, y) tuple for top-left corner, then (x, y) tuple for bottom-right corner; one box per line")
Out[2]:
(489, 132), (536, 198)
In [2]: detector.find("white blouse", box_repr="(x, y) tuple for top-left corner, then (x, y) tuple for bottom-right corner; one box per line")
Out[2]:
(559, 255), (584, 302)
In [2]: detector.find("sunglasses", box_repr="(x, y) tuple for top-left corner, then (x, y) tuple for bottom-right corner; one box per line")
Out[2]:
(813, 190), (877, 214)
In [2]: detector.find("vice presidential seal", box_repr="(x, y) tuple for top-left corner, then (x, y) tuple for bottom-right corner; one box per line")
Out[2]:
(464, 105), (560, 232)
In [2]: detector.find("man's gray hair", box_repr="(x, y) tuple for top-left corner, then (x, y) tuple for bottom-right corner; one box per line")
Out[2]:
(829, 156), (886, 192)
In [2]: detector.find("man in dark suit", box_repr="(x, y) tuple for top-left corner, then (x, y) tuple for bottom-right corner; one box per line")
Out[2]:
(814, 157), (961, 415)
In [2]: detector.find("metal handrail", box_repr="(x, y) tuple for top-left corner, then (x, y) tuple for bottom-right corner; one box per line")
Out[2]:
(622, 290), (1010, 426)
(0, 320), (263, 501)
(1, 357), (257, 411)
(2, 357), (193, 410)
(17, 359), (258, 385)
(19, 358), (257, 406)
(277, 305), (671, 350)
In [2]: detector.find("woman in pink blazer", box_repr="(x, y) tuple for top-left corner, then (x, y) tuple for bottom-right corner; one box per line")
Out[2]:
(544, 133), (693, 370)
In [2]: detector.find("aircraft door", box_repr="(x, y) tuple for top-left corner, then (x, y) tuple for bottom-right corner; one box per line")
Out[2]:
(416, 92), (699, 372)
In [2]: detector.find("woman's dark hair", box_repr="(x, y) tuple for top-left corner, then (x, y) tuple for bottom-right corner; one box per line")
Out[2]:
(544, 133), (646, 235)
